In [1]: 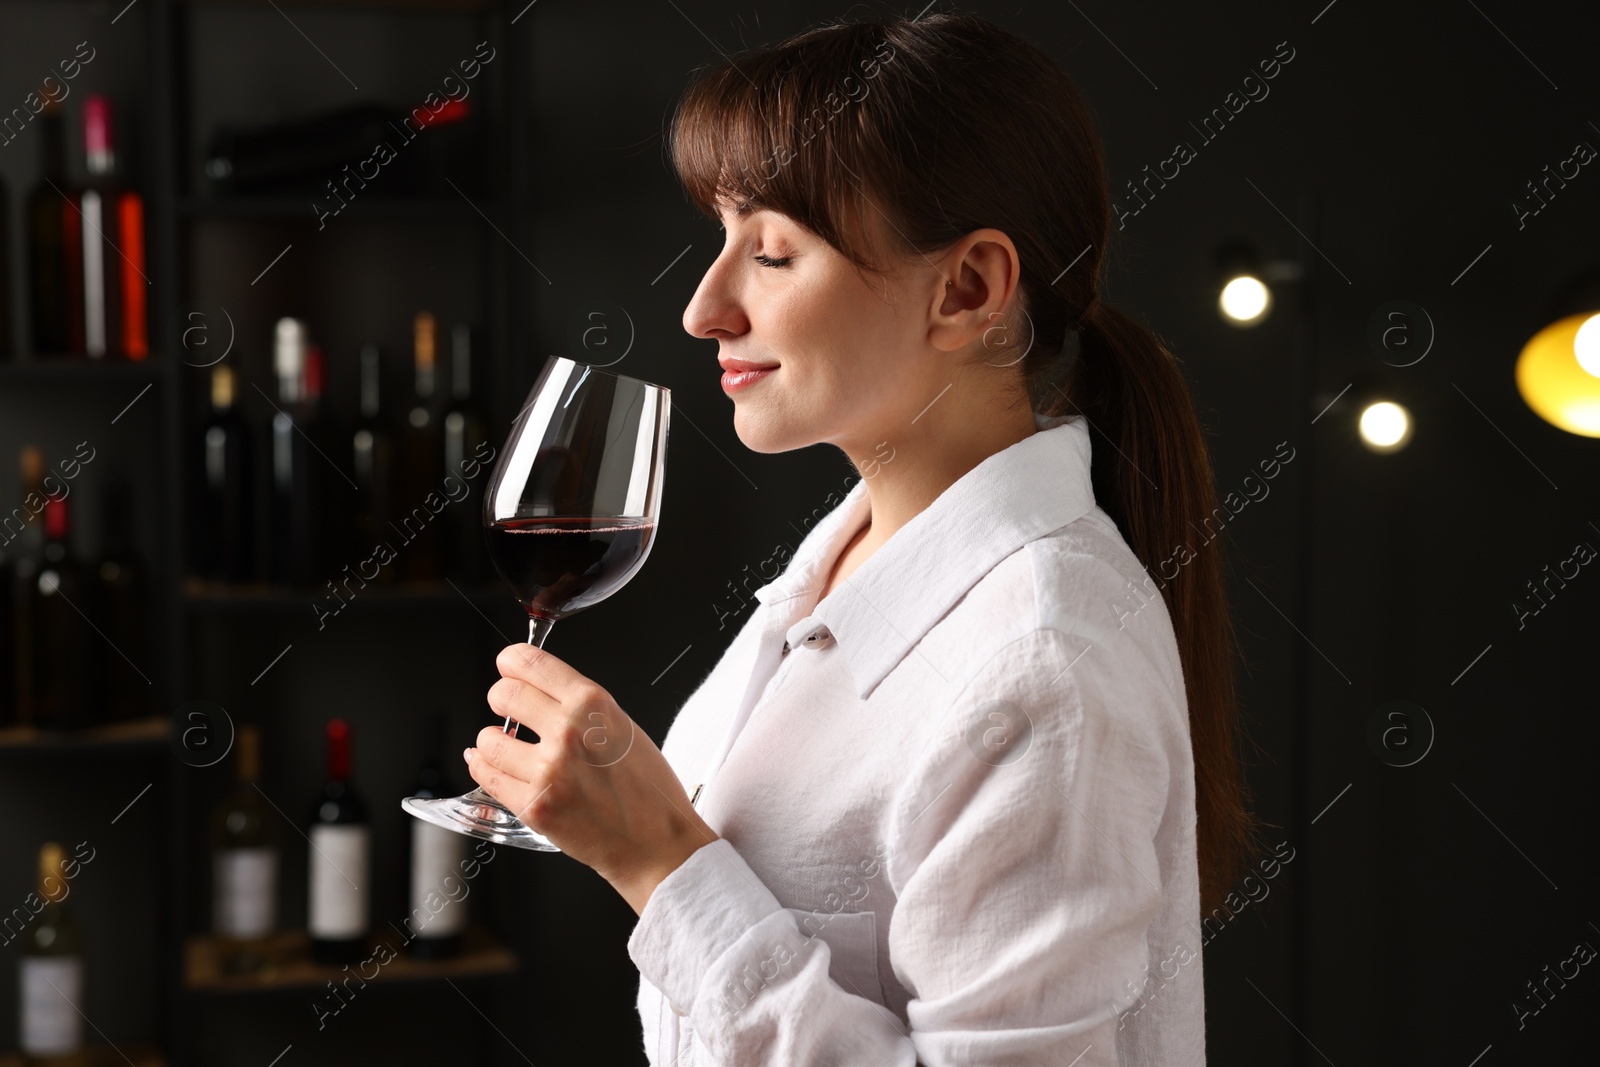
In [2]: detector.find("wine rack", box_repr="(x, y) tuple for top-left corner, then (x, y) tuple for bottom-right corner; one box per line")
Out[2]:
(0, 2), (535, 1064)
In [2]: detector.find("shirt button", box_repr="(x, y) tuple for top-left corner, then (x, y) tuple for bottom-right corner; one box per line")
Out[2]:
(669, 1000), (687, 1016)
(801, 625), (835, 650)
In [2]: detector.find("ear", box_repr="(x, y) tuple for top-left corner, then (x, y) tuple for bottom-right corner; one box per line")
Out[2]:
(927, 228), (1022, 354)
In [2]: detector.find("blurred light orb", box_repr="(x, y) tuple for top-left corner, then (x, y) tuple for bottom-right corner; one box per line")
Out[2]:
(1516, 311), (1600, 436)
(1359, 401), (1412, 453)
(1219, 275), (1271, 325)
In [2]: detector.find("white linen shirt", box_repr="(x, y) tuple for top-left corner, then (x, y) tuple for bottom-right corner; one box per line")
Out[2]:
(628, 410), (1206, 1066)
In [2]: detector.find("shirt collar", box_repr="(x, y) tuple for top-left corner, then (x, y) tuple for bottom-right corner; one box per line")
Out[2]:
(753, 410), (1097, 700)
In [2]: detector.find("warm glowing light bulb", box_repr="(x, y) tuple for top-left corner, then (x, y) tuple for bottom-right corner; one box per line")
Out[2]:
(1517, 312), (1600, 436)
(1359, 401), (1412, 453)
(1219, 276), (1271, 324)
(1574, 313), (1600, 378)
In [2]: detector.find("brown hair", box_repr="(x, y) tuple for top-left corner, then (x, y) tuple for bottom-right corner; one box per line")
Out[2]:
(669, 12), (1262, 916)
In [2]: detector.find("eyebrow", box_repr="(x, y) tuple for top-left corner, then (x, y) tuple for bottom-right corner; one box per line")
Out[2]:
(714, 199), (758, 223)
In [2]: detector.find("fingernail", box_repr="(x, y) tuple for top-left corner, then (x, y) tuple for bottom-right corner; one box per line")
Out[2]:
(463, 747), (473, 763)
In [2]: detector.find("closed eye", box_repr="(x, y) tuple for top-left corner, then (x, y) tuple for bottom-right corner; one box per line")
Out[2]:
(754, 254), (792, 268)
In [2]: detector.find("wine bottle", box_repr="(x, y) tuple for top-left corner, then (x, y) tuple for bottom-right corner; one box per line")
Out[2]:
(30, 493), (92, 731)
(308, 718), (369, 965)
(399, 312), (443, 581)
(406, 713), (468, 959)
(79, 95), (148, 361)
(197, 364), (255, 582)
(79, 97), (109, 359)
(19, 842), (85, 1063)
(0, 534), (13, 726)
(0, 540), (13, 728)
(92, 480), (147, 722)
(0, 166), (12, 360)
(9, 447), (47, 725)
(269, 318), (326, 586)
(211, 724), (277, 974)
(303, 342), (344, 580)
(204, 102), (432, 195)
(350, 343), (396, 578)
(442, 323), (489, 583)
(27, 96), (71, 356)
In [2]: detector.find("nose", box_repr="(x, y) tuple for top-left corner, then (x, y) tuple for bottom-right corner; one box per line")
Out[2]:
(682, 249), (749, 340)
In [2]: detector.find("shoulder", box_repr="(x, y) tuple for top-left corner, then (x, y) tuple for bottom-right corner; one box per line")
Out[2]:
(908, 505), (1185, 715)
(879, 509), (1187, 885)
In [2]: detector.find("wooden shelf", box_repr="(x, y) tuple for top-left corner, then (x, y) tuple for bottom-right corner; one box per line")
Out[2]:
(0, 1045), (164, 1067)
(0, 716), (168, 751)
(184, 924), (516, 993)
(182, 0), (493, 10)
(178, 195), (502, 224)
(0, 360), (164, 384)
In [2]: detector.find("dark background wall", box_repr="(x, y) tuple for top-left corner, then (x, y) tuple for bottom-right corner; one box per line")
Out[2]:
(0, 0), (1596, 1064)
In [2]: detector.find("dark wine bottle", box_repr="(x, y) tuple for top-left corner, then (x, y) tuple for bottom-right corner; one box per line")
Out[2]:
(399, 312), (443, 581)
(269, 318), (326, 586)
(205, 102), (437, 195)
(0, 539), (13, 728)
(350, 343), (396, 578)
(92, 479), (147, 722)
(442, 323), (489, 583)
(211, 724), (277, 975)
(308, 718), (369, 965)
(19, 842), (85, 1062)
(9, 447), (47, 725)
(30, 493), (92, 731)
(406, 713), (468, 959)
(197, 364), (255, 582)
(27, 96), (71, 356)
(0, 166), (12, 360)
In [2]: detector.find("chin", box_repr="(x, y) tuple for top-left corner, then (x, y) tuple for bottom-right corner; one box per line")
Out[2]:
(731, 408), (810, 455)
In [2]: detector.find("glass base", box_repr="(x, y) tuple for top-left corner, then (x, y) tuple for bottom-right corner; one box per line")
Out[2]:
(402, 788), (561, 852)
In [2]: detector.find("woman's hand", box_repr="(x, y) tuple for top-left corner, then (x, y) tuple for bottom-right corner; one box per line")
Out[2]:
(465, 642), (720, 916)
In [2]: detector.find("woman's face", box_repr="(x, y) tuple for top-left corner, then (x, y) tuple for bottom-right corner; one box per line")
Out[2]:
(682, 200), (948, 457)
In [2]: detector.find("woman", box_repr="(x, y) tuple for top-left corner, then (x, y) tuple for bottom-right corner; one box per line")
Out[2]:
(463, 11), (1261, 1065)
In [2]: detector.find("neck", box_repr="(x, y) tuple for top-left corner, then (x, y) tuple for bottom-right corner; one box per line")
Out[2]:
(840, 380), (1038, 560)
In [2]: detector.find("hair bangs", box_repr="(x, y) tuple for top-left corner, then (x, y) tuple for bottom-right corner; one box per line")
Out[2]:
(669, 24), (899, 274)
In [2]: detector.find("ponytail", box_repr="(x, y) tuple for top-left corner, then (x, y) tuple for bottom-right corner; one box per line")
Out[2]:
(1044, 301), (1265, 914)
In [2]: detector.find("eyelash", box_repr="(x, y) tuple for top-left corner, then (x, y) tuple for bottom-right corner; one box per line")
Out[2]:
(754, 254), (792, 268)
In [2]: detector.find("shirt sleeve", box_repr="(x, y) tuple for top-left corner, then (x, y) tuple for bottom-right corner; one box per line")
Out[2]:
(626, 626), (1174, 1066)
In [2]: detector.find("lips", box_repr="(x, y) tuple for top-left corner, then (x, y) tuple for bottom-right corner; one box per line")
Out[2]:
(720, 362), (777, 394)
(718, 358), (779, 372)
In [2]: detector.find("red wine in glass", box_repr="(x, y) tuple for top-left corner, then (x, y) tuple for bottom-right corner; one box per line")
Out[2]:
(485, 517), (657, 621)
(402, 355), (669, 851)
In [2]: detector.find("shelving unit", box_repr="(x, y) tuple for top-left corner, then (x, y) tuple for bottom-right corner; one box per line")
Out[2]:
(0, 1047), (165, 1067)
(183, 923), (515, 994)
(1, 1), (533, 1063)
(0, 716), (168, 750)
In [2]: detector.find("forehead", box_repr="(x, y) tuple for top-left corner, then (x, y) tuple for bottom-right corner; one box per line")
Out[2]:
(713, 194), (760, 219)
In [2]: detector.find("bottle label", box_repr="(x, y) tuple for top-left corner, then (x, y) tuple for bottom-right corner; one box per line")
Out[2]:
(409, 821), (469, 938)
(21, 956), (84, 1054)
(308, 824), (370, 939)
(214, 847), (278, 939)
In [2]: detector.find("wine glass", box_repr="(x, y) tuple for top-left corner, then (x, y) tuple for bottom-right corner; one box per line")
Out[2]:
(402, 355), (669, 851)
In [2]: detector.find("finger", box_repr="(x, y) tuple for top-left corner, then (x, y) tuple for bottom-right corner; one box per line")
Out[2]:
(495, 642), (587, 701)
(486, 675), (561, 737)
(465, 747), (553, 826)
(474, 723), (546, 780)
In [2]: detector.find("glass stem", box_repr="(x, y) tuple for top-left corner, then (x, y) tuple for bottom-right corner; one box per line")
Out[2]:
(502, 615), (556, 739)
